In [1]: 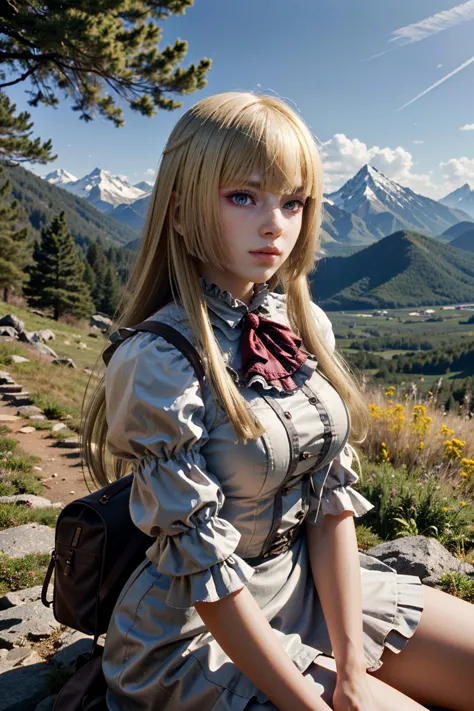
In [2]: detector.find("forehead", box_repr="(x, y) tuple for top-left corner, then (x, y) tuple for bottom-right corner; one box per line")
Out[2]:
(246, 168), (304, 193)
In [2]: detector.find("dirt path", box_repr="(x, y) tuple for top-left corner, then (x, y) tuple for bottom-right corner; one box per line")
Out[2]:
(0, 399), (90, 505)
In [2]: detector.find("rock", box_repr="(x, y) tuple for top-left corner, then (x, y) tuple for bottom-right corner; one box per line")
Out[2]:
(18, 330), (41, 344)
(366, 536), (474, 580)
(0, 370), (14, 385)
(51, 423), (67, 432)
(0, 659), (53, 711)
(50, 630), (94, 671)
(29, 415), (46, 421)
(0, 314), (24, 333)
(31, 342), (58, 359)
(18, 426), (36, 434)
(29, 309), (45, 318)
(77, 341), (88, 350)
(10, 355), (29, 364)
(2, 390), (29, 401)
(63, 340), (71, 345)
(90, 314), (112, 331)
(55, 437), (80, 448)
(88, 332), (99, 338)
(0, 495), (62, 509)
(0, 383), (22, 393)
(17, 405), (43, 417)
(0, 524), (54, 558)
(0, 327), (18, 339)
(37, 330), (55, 342)
(0, 599), (61, 646)
(0, 414), (19, 423)
(34, 696), (58, 711)
(0, 647), (43, 672)
(10, 393), (33, 406)
(52, 357), (76, 369)
(0, 585), (44, 610)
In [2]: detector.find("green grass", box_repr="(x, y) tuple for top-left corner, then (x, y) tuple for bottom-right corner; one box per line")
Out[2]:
(0, 503), (59, 530)
(0, 552), (51, 596)
(356, 524), (383, 550)
(48, 428), (77, 440)
(0, 434), (44, 494)
(439, 572), (474, 603)
(0, 472), (44, 496)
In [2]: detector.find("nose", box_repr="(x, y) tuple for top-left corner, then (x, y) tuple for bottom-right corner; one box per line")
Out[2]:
(258, 205), (284, 240)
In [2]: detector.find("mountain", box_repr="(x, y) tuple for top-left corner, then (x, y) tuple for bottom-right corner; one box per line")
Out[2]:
(109, 193), (151, 232)
(46, 167), (147, 213)
(438, 220), (474, 242)
(311, 230), (474, 310)
(325, 165), (474, 239)
(440, 183), (474, 219)
(3, 163), (138, 247)
(45, 168), (78, 186)
(321, 200), (380, 248)
(134, 180), (154, 192)
(450, 229), (474, 253)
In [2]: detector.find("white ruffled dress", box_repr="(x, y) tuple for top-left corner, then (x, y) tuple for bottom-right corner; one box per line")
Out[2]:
(102, 279), (424, 711)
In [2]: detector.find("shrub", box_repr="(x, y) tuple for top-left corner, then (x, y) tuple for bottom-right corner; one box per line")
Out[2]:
(0, 552), (51, 595)
(0, 503), (59, 529)
(439, 573), (474, 603)
(356, 525), (383, 550)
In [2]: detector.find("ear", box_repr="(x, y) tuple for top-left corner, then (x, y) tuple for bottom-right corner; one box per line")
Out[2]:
(170, 191), (183, 236)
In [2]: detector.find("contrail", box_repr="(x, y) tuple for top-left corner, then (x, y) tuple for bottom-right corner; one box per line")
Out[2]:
(390, 0), (474, 45)
(398, 55), (474, 110)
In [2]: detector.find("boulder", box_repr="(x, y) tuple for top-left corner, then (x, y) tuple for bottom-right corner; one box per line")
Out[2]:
(0, 495), (62, 509)
(0, 599), (61, 646)
(0, 370), (14, 385)
(18, 330), (41, 344)
(17, 405), (43, 417)
(0, 657), (52, 711)
(0, 314), (24, 333)
(52, 357), (76, 369)
(0, 585), (44, 610)
(90, 314), (112, 331)
(51, 423), (67, 432)
(18, 426), (36, 434)
(37, 329), (55, 342)
(54, 437), (80, 449)
(366, 536), (474, 580)
(0, 524), (54, 558)
(29, 309), (45, 318)
(31, 342), (58, 359)
(50, 630), (94, 671)
(10, 355), (29, 364)
(0, 327), (18, 338)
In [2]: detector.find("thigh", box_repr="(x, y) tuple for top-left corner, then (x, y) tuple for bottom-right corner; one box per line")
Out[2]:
(370, 585), (474, 711)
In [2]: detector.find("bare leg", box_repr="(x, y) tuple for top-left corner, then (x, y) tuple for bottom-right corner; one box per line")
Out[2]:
(369, 585), (474, 711)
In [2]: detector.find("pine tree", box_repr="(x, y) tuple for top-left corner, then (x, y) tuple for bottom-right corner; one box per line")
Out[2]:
(0, 92), (55, 164)
(101, 265), (122, 316)
(25, 212), (94, 320)
(0, 166), (31, 301)
(0, 1), (211, 130)
(86, 241), (108, 309)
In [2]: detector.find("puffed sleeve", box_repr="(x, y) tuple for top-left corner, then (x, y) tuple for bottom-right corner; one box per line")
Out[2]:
(306, 444), (375, 526)
(310, 301), (336, 355)
(105, 331), (255, 609)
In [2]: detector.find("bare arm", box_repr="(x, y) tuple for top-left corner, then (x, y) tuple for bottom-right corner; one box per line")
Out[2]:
(195, 585), (331, 711)
(306, 511), (367, 677)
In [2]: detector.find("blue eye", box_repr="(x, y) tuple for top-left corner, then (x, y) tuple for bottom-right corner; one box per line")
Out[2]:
(226, 191), (306, 212)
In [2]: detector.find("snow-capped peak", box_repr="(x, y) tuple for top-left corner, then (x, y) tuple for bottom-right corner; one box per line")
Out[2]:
(440, 182), (474, 218)
(45, 168), (78, 186)
(50, 166), (148, 210)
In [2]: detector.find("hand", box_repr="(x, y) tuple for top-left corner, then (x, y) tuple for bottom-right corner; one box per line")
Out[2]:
(332, 671), (378, 711)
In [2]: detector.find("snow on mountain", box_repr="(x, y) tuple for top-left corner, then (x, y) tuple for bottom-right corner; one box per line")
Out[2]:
(46, 167), (148, 213)
(45, 168), (78, 186)
(440, 183), (474, 219)
(133, 180), (154, 192)
(325, 164), (474, 238)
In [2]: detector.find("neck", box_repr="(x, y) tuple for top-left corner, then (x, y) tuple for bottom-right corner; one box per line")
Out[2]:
(198, 266), (256, 306)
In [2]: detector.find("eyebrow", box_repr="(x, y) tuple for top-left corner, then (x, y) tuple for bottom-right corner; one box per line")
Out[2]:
(245, 180), (305, 194)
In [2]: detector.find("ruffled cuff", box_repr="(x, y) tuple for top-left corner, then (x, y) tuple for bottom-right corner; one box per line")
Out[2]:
(307, 485), (374, 527)
(165, 554), (256, 608)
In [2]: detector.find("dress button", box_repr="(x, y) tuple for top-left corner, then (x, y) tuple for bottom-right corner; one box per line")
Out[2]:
(309, 396), (317, 405)
(282, 486), (291, 496)
(284, 411), (292, 419)
(301, 451), (312, 460)
(295, 511), (305, 520)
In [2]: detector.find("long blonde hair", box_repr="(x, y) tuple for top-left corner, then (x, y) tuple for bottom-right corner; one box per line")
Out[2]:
(82, 91), (368, 487)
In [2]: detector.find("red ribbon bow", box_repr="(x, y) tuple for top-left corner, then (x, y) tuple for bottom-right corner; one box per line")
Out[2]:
(241, 312), (308, 391)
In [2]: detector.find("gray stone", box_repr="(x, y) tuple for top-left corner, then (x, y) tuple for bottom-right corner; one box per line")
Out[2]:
(11, 393), (33, 406)
(29, 309), (45, 318)
(0, 370), (14, 385)
(2, 391), (30, 402)
(0, 660), (52, 711)
(0, 647), (43, 672)
(50, 630), (94, 670)
(90, 313), (112, 330)
(0, 586), (44, 610)
(0, 314), (24, 333)
(18, 330), (41, 344)
(18, 426), (36, 434)
(0, 495), (62, 509)
(17, 405), (43, 417)
(52, 357), (76, 368)
(366, 535), (474, 580)
(0, 414), (19, 423)
(34, 696), (58, 711)
(0, 524), (54, 558)
(0, 599), (60, 646)
(0, 383), (22, 393)
(10, 355), (29, 364)
(0, 327), (18, 339)
(54, 437), (80, 448)
(51, 423), (67, 432)
(31, 342), (58, 359)
(29, 415), (46, 421)
(37, 330), (55, 342)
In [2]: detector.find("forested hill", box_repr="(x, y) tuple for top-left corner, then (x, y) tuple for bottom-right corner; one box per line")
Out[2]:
(311, 230), (474, 310)
(2, 163), (138, 248)
(450, 229), (474, 253)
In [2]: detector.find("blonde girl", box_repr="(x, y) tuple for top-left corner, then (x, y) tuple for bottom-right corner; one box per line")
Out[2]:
(83, 91), (474, 711)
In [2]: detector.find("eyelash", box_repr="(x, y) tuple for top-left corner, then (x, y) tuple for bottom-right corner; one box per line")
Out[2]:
(226, 190), (307, 212)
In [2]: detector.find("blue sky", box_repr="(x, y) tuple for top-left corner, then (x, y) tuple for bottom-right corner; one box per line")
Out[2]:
(5, 0), (474, 199)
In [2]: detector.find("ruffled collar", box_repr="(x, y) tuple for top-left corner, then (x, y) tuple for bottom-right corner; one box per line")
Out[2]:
(199, 276), (271, 329)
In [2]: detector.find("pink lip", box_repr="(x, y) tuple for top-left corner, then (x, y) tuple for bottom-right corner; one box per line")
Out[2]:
(250, 252), (278, 262)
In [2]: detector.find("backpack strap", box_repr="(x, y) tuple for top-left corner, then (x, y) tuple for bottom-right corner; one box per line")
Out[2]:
(102, 321), (206, 391)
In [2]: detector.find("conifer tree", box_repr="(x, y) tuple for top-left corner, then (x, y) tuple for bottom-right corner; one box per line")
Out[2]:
(0, 166), (31, 302)
(25, 212), (94, 320)
(0, 92), (55, 164)
(86, 241), (108, 309)
(0, 1), (211, 130)
(101, 265), (122, 316)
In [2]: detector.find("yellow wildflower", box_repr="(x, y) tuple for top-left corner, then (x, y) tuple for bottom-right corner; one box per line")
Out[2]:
(441, 507), (448, 512)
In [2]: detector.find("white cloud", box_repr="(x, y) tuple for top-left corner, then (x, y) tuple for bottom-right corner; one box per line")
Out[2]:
(440, 157), (474, 187)
(413, 140), (424, 144)
(145, 168), (156, 177)
(437, 64), (443, 68)
(460, 123), (474, 131)
(390, 0), (474, 45)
